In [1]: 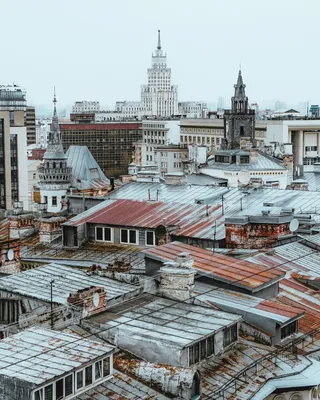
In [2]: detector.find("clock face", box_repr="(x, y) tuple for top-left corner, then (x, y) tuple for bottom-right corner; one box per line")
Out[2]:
(93, 293), (100, 307)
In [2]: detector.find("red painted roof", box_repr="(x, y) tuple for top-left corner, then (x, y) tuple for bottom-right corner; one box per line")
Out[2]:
(60, 123), (142, 131)
(143, 241), (285, 290)
(65, 199), (222, 241)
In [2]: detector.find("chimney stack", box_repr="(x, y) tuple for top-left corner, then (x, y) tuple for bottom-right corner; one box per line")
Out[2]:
(159, 253), (195, 301)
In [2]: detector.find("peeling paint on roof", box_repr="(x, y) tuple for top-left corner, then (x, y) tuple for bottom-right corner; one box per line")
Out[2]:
(0, 263), (141, 305)
(143, 241), (284, 291)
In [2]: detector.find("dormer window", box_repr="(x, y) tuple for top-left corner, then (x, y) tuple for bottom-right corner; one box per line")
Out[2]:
(239, 156), (250, 164)
(215, 155), (230, 163)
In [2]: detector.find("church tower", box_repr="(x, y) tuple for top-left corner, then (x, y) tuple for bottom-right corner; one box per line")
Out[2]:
(222, 70), (255, 149)
(38, 91), (72, 213)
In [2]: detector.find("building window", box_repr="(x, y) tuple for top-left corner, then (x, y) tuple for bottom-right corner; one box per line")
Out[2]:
(281, 320), (297, 339)
(95, 226), (113, 242)
(52, 196), (57, 207)
(95, 360), (102, 380)
(223, 324), (238, 347)
(9, 111), (14, 126)
(120, 228), (138, 245)
(239, 156), (250, 164)
(188, 334), (216, 366)
(85, 365), (93, 386)
(240, 126), (245, 136)
(103, 357), (110, 376)
(76, 370), (83, 390)
(146, 231), (155, 246)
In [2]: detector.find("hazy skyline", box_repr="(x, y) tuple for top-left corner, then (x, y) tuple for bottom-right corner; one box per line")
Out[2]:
(3, 0), (319, 109)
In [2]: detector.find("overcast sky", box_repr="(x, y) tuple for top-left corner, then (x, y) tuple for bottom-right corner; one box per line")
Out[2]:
(2, 0), (319, 110)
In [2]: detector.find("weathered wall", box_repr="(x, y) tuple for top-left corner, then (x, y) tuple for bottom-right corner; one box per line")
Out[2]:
(0, 375), (34, 400)
(225, 222), (291, 249)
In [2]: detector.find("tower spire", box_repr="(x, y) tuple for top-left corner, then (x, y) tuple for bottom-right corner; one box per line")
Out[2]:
(53, 86), (57, 117)
(157, 30), (161, 50)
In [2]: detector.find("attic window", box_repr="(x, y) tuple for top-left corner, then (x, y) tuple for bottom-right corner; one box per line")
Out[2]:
(215, 155), (229, 163)
(188, 334), (216, 366)
(239, 156), (250, 164)
(223, 324), (238, 347)
(281, 320), (297, 339)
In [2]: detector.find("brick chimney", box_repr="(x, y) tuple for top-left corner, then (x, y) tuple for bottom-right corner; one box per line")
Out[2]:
(67, 286), (106, 316)
(159, 253), (195, 301)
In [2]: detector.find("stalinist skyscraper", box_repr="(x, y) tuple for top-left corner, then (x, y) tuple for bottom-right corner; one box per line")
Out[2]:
(140, 30), (178, 117)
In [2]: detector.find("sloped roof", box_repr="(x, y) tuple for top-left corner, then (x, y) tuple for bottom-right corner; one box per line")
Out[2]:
(143, 241), (285, 291)
(66, 146), (110, 189)
(63, 199), (223, 241)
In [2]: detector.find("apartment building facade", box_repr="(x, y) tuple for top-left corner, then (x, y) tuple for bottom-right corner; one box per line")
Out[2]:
(60, 122), (142, 177)
(0, 110), (28, 210)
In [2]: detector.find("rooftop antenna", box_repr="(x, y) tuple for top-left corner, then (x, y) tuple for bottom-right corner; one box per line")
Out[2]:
(157, 30), (161, 50)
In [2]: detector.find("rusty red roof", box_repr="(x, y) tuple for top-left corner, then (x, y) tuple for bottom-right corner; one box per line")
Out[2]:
(143, 241), (285, 291)
(60, 123), (141, 131)
(64, 199), (223, 241)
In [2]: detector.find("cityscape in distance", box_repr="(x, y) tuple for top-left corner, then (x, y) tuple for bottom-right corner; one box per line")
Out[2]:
(1, 1), (320, 400)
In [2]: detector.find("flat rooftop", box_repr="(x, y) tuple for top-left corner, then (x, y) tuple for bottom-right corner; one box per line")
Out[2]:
(0, 327), (113, 385)
(0, 263), (140, 305)
(143, 242), (285, 292)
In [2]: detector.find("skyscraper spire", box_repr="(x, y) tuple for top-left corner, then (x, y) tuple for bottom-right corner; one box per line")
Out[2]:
(157, 29), (161, 50)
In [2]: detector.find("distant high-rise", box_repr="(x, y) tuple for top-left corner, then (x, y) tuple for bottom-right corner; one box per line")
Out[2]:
(222, 70), (255, 149)
(141, 30), (178, 117)
(116, 31), (178, 119)
(0, 85), (36, 146)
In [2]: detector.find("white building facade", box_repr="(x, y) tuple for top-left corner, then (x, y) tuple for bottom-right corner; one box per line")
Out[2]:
(178, 102), (208, 118)
(133, 120), (180, 166)
(72, 101), (100, 113)
(141, 31), (178, 117)
(116, 31), (178, 119)
(36, 118), (52, 148)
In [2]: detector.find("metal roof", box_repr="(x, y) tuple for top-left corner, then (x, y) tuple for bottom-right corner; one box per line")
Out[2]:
(0, 327), (113, 385)
(66, 145), (110, 189)
(0, 263), (140, 305)
(143, 242), (284, 291)
(193, 282), (304, 327)
(203, 153), (286, 172)
(100, 297), (241, 349)
(64, 199), (223, 241)
(76, 369), (168, 399)
(106, 182), (320, 240)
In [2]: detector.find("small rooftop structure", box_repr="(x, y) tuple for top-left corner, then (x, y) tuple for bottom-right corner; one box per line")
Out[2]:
(0, 327), (114, 400)
(0, 263), (140, 306)
(66, 145), (110, 190)
(85, 296), (241, 367)
(143, 241), (285, 296)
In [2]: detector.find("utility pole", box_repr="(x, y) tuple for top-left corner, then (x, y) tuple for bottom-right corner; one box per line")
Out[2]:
(221, 194), (224, 215)
(50, 279), (55, 329)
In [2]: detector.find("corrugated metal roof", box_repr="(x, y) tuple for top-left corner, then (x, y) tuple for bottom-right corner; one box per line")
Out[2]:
(100, 297), (241, 349)
(0, 263), (140, 305)
(64, 199), (223, 241)
(193, 282), (304, 326)
(203, 153), (286, 172)
(0, 327), (113, 385)
(143, 242), (284, 291)
(76, 369), (169, 399)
